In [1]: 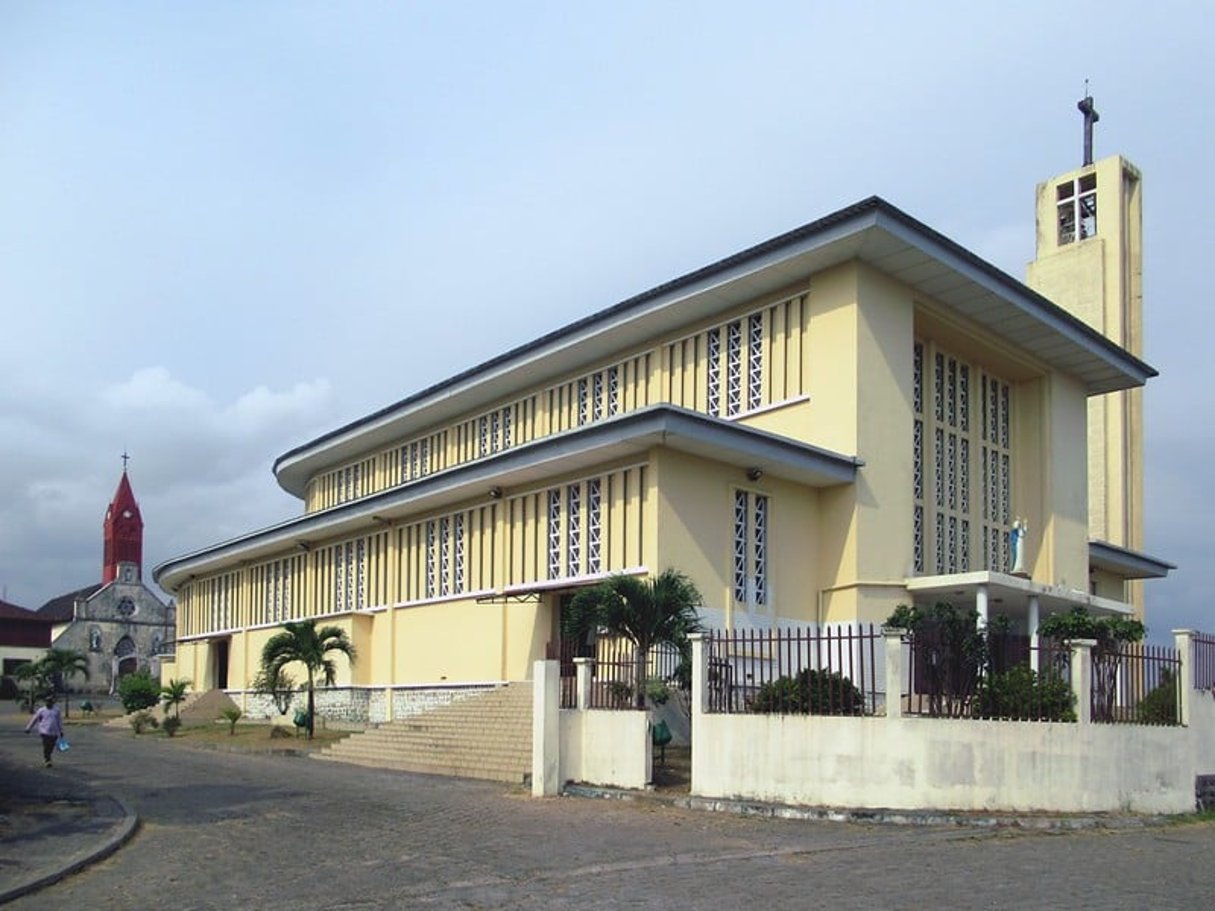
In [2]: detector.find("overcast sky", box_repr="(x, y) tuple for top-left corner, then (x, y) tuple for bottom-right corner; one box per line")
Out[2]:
(1, 2), (1209, 641)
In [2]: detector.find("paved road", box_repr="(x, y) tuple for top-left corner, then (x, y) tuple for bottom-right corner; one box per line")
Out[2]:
(2, 716), (1213, 910)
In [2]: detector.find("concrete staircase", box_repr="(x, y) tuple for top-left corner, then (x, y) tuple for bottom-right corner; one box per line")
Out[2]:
(312, 682), (532, 784)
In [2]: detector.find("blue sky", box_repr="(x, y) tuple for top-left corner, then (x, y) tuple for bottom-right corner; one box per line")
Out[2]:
(1, 2), (1209, 640)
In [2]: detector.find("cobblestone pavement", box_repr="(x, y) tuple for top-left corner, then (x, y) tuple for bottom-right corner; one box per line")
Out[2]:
(2, 716), (1213, 910)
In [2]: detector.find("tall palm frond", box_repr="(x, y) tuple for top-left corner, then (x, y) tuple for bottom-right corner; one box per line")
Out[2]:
(260, 620), (356, 738)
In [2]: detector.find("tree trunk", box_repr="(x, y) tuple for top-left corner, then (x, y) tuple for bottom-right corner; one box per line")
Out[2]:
(307, 672), (316, 739)
(634, 644), (648, 710)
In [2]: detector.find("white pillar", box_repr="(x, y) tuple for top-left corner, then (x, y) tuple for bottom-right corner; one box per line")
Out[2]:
(531, 659), (561, 797)
(1028, 596), (1040, 674)
(975, 585), (989, 628)
(1174, 629), (1194, 727)
(883, 628), (904, 720)
(1069, 639), (1096, 725)
(689, 633), (707, 719)
(573, 657), (593, 710)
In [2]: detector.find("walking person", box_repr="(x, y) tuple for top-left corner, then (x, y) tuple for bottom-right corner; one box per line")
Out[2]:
(25, 696), (66, 767)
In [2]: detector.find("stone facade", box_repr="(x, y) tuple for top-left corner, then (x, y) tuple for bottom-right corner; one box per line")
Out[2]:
(47, 563), (176, 694)
(234, 683), (492, 725)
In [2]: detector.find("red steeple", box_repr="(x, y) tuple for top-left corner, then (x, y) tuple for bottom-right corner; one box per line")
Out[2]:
(103, 462), (144, 583)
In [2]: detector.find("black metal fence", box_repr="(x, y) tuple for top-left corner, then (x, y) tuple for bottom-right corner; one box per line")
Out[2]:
(1193, 632), (1215, 691)
(1089, 643), (1182, 726)
(550, 636), (685, 710)
(704, 625), (881, 715)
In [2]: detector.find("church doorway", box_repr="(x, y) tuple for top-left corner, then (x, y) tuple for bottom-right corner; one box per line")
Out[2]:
(115, 636), (138, 680)
(212, 638), (230, 690)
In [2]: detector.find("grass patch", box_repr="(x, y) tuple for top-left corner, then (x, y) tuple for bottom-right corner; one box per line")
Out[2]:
(162, 721), (349, 752)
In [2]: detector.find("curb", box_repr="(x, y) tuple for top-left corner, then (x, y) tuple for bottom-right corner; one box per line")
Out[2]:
(0, 797), (139, 906)
(561, 784), (1165, 831)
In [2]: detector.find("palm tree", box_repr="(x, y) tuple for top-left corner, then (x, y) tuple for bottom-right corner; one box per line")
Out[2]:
(14, 660), (50, 713)
(41, 648), (90, 718)
(565, 569), (704, 709)
(160, 678), (191, 719)
(260, 620), (356, 738)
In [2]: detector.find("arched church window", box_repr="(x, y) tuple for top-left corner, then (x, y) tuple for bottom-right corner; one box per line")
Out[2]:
(115, 635), (136, 658)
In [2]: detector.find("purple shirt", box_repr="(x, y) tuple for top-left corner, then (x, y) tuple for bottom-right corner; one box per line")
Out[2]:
(26, 705), (64, 738)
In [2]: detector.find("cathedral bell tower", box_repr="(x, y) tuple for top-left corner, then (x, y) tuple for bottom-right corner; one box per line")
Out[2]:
(103, 456), (144, 584)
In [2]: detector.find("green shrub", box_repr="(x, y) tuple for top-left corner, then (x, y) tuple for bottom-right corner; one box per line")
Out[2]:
(751, 668), (865, 715)
(130, 710), (159, 734)
(162, 716), (182, 737)
(974, 665), (1075, 722)
(644, 678), (671, 706)
(1138, 669), (1179, 725)
(606, 680), (633, 707)
(221, 706), (243, 735)
(118, 671), (161, 713)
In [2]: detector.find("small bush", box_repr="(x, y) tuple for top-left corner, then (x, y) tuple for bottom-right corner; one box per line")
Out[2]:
(606, 680), (633, 707)
(130, 710), (160, 734)
(1139, 669), (1179, 725)
(221, 706), (243, 735)
(974, 665), (1075, 722)
(162, 716), (182, 738)
(751, 669), (865, 715)
(118, 672), (161, 713)
(644, 678), (671, 706)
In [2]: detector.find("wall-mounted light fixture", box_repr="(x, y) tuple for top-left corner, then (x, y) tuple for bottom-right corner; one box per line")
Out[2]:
(372, 516), (392, 527)
(746, 467), (764, 482)
(296, 540), (312, 552)
(488, 486), (503, 499)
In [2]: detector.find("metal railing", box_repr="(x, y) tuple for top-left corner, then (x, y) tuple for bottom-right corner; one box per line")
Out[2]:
(1193, 632), (1215, 691)
(1090, 643), (1181, 726)
(551, 636), (685, 710)
(704, 624), (881, 715)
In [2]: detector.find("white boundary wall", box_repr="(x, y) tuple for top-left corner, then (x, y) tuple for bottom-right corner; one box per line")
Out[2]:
(690, 631), (1214, 815)
(532, 659), (652, 795)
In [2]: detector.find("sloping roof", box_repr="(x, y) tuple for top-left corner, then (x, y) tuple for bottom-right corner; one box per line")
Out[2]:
(0, 599), (52, 623)
(37, 584), (103, 623)
(272, 196), (1156, 498)
(1089, 540), (1175, 580)
(155, 404), (862, 591)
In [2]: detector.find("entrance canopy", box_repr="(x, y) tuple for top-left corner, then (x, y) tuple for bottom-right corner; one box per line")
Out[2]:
(905, 570), (1134, 630)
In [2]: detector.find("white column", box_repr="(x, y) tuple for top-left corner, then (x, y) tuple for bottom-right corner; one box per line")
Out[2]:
(573, 657), (593, 710)
(975, 585), (989, 627)
(531, 659), (561, 797)
(1069, 639), (1096, 725)
(883, 628), (904, 720)
(1174, 629), (1194, 726)
(689, 633), (707, 719)
(1028, 596), (1040, 673)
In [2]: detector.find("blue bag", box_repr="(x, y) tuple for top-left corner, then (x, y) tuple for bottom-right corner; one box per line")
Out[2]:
(56, 736), (70, 752)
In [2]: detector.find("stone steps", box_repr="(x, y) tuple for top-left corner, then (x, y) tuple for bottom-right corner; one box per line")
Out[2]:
(313, 682), (532, 784)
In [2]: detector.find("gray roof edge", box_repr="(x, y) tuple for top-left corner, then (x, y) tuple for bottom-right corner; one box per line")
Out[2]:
(1089, 539), (1176, 579)
(270, 198), (891, 484)
(872, 207), (1157, 385)
(157, 405), (859, 589)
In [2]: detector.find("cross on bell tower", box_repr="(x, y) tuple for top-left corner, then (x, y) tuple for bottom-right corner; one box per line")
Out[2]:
(1078, 86), (1099, 167)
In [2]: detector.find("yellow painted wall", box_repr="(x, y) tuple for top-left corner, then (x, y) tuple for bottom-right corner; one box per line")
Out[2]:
(651, 447), (821, 627)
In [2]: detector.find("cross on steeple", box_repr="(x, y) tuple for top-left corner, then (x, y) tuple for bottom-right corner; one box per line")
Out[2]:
(1077, 84), (1099, 167)
(121, 450), (130, 472)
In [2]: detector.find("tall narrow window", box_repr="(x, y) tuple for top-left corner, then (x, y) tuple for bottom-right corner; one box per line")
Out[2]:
(733, 490), (769, 612)
(577, 378), (589, 426)
(726, 321), (743, 416)
(547, 489), (562, 580)
(454, 514), (465, 593)
(707, 327), (721, 416)
(748, 313), (763, 411)
(587, 478), (602, 574)
(592, 373), (603, 422)
(439, 517), (451, 597)
(1057, 173), (1097, 245)
(567, 484), (581, 576)
(425, 520), (436, 599)
(607, 366), (620, 417)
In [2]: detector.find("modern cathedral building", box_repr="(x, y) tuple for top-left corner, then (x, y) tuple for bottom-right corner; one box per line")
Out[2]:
(156, 108), (1171, 720)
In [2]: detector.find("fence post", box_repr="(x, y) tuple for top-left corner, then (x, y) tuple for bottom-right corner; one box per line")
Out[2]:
(573, 657), (593, 710)
(689, 633), (707, 720)
(531, 659), (561, 797)
(1174, 629), (1194, 726)
(883, 628), (904, 720)
(1069, 639), (1096, 725)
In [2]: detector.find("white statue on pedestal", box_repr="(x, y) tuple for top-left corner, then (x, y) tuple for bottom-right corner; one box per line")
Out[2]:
(1009, 518), (1028, 576)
